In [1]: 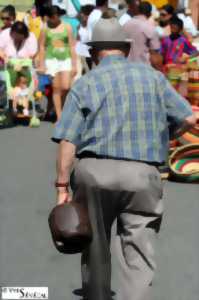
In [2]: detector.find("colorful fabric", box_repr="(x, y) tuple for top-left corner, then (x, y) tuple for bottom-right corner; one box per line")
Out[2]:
(187, 70), (199, 104)
(61, 16), (80, 38)
(53, 55), (193, 163)
(45, 25), (71, 60)
(161, 36), (198, 64)
(164, 64), (189, 97)
(25, 15), (43, 40)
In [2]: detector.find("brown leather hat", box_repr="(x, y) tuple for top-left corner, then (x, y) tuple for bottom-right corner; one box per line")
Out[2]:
(48, 200), (92, 254)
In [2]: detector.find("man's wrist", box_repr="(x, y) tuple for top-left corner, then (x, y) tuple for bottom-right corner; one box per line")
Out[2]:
(55, 181), (69, 192)
(55, 181), (68, 188)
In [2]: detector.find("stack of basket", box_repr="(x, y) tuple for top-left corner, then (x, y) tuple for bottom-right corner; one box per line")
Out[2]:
(168, 106), (199, 182)
(187, 60), (199, 106)
(165, 64), (188, 92)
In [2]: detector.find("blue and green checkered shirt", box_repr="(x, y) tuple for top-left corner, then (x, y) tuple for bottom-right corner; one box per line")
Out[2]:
(53, 55), (193, 163)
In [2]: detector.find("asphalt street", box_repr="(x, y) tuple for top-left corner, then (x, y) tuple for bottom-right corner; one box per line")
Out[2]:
(0, 122), (198, 300)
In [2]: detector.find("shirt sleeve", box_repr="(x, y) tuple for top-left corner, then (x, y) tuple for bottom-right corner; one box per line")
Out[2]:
(184, 17), (198, 37)
(52, 90), (85, 145)
(26, 33), (38, 57)
(0, 29), (8, 50)
(183, 38), (198, 55)
(157, 72), (193, 123)
(149, 30), (161, 51)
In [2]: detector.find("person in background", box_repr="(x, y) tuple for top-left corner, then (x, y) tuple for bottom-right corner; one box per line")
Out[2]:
(161, 17), (199, 65)
(178, 8), (198, 39)
(12, 73), (30, 116)
(34, 0), (51, 17)
(78, 5), (95, 46)
(24, 5), (45, 40)
(76, 5), (95, 69)
(156, 4), (175, 38)
(87, 0), (108, 40)
(39, 6), (77, 121)
(0, 5), (16, 31)
(190, 0), (199, 31)
(119, 0), (140, 26)
(59, 0), (81, 39)
(0, 21), (38, 61)
(123, 1), (161, 65)
(52, 17), (196, 300)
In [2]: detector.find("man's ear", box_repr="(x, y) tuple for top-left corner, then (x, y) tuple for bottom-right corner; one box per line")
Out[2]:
(124, 44), (130, 57)
(89, 48), (100, 65)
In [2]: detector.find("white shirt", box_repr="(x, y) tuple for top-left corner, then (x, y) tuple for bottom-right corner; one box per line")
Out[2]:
(178, 13), (198, 37)
(76, 26), (90, 57)
(87, 9), (102, 40)
(119, 13), (132, 26)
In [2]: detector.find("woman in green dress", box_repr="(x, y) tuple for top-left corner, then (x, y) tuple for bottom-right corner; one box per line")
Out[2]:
(39, 6), (77, 121)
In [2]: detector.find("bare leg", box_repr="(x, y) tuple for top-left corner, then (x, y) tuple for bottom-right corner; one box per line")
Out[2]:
(60, 71), (72, 107)
(52, 73), (62, 121)
(23, 97), (29, 110)
(12, 98), (17, 112)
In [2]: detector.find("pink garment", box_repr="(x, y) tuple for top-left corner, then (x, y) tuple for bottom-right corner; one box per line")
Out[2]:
(0, 28), (38, 58)
(123, 15), (160, 64)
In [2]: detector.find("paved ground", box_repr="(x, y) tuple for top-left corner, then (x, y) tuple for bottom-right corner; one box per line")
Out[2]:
(0, 122), (198, 300)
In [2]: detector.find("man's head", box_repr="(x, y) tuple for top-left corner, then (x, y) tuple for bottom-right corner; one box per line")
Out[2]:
(102, 8), (116, 19)
(10, 21), (29, 44)
(125, 0), (140, 16)
(159, 4), (175, 27)
(170, 17), (183, 38)
(87, 18), (131, 64)
(1, 5), (16, 29)
(79, 5), (95, 27)
(138, 1), (152, 18)
(16, 74), (28, 89)
(45, 5), (66, 28)
(96, 0), (108, 8)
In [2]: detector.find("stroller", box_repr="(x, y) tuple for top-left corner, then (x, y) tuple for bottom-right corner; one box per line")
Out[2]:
(0, 62), (13, 128)
(0, 58), (47, 128)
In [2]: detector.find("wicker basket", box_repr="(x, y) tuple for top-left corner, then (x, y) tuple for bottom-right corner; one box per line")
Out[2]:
(169, 143), (199, 182)
(178, 106), (199, 145)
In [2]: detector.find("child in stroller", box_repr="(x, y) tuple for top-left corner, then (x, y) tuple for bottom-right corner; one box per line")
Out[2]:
(12, 72), (30, 116)
(6, 58), (47, 120)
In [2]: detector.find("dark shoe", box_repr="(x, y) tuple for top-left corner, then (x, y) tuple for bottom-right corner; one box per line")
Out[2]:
(73, 288), (116, 297)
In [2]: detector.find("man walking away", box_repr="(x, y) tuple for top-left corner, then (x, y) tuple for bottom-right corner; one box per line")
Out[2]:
(52, 18), (196, 300)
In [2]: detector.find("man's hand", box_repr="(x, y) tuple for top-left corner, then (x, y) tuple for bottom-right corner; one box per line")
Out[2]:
(0, 53), (8, 63)
(171, 114), (197, 139)
(56, 188), (71, 205)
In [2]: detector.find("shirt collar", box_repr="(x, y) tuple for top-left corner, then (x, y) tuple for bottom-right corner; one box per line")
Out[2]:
(134, 15), (148, 20)
(99, 55), (126, 66)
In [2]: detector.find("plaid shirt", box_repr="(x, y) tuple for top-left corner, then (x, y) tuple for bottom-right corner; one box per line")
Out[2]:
(53, 55), (193, 163)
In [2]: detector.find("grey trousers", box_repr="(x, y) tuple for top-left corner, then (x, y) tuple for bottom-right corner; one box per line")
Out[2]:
(73, 158), (164, 300)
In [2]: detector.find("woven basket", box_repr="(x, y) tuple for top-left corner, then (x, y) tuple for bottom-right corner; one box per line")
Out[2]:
(178, 106), (199, 145)
(169, 144), (199, 182)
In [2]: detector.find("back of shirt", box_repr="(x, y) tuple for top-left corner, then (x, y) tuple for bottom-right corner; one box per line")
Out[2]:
(53, 56), (192, 163)
(123, 16), (160, 63)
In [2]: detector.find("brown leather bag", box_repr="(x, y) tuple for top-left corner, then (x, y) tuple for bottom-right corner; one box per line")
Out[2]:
(48, 199), (92, 254)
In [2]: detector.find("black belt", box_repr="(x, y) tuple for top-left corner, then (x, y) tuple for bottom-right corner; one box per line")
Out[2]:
(77, 151), (163, 168)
